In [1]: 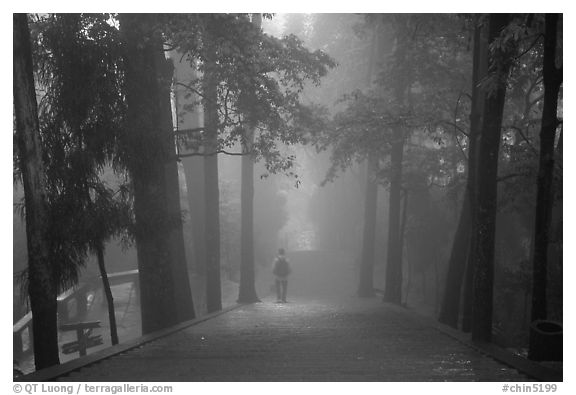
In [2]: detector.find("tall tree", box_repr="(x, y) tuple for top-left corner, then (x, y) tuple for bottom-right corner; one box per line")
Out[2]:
(202, 18), (223, 313)
(383, 17), (410, 305)
(357, 20), (380, 298)
(357, 153), (378, 297)
(184, 157), (206, 276)
(119, 13), (195, 333)
(470, 13), (513, 343)
(171, 51), (206, 277)
(237, 14), (263, 304)
(13, 13), (60, 370)
(157, 37), (195, 324)
(31, 13), (133, 348)
(383, 123), (406, 304)
(167, 13), (334, 310)
(528, 13), (562, 360)
(439, 17), (487, 329)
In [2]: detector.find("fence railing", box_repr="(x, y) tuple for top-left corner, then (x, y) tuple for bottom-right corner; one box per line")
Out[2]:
(13, 270), (139, 362)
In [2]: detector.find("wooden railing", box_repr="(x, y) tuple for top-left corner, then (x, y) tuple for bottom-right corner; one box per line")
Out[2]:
(13, 270), (139, 361)
(105, 269), (139, 288)
(13, 311), (32, 361)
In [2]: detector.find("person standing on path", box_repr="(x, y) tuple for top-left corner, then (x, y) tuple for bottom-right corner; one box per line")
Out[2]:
(273, 248), (291, 303)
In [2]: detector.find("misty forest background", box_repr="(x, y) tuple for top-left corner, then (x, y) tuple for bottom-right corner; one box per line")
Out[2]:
(13, 13), (562, 372)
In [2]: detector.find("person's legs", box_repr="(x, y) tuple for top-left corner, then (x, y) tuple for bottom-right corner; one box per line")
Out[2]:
(281, 280), (288, 302)
(275, 279), (282, 302)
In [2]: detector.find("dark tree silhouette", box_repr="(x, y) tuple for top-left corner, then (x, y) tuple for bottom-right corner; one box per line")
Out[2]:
(171, 57), (207, 277)
(96, 244), (118, 345)
(119, 13), (195, 333)
(166, 14), (335, 310)
(13, 13), (60, 370)
(237, 14), (263, 304)
(357, 22), (380, 298)
(528, 13), (562, 360)
(439, 17), (487, 329)
(357, 153), (378, 297)
(471, 13), (513, 343)
(31, 13), (134, 348)
(384, 18), (410, 305)
(201, 19), (224, 313)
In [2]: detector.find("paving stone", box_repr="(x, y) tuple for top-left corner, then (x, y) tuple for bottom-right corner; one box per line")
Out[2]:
(58, 295), (531, 382)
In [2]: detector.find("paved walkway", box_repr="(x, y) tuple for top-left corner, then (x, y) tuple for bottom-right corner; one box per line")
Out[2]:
(59, 294), (530, 382)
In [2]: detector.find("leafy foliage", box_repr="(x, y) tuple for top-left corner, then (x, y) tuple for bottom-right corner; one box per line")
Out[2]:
(165, 14), (336, 177)
(15, 14), (132, 293)
(315, 14), (472, 189)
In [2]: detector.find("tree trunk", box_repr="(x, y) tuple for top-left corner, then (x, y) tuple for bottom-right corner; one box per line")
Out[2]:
(528, 13), (562, 360)
(356, 20), (381, 297)
(462, 17), (489, 333)
(13, 13), (61, 370)
(470, 13), (512, 343)
(439, 192), (471, 328)
(157, 44), (196, 324)
(183, 157), (206, 275)
(96, 244), (119, 345)
(357, 153), (378, 297)
(237, 13), (262, 304)
(203, 26), (222, 313)
(238, 126), (260, 302)
(383, 17), (410, 305)
(171, 52), (206, 276)
(383, 125), (405, 304)
(119, 13), (194, 334)
(461, 252), (474, 332)
(400, 189), (409, 305)
(442, 17), (486, 331)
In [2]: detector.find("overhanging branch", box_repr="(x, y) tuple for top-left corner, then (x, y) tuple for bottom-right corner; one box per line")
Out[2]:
(177, 150), (252, 159)
(174, 127), (204, 135)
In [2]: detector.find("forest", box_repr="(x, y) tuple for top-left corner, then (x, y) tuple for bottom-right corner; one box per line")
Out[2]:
(13, 13), (562, 374)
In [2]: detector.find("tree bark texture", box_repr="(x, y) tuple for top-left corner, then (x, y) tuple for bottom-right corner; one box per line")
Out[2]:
(120, 13), (194, 334)
(357, 153), (378, 297)
(13, 13), (61, 370)
(400, 189), (410, 305)
(383, 125), (405, 304)
(471, 13), (512, 343)
(183, 157), (206, 275)
(237, 13), (262, 304)
(203, 27), (223, 313)
(528, 13), (562, 360)
(356, 20), (381, 298)
(383, 17), (409, 305)
(171, 52), (207, 276)
(439, 190), (471, 328)
(440, 18), (487, 330)
(462, 18), (489, 333)
(96, 245), (119, 345)
(238, 127), (260, 302)
(157, 43), (196, 324)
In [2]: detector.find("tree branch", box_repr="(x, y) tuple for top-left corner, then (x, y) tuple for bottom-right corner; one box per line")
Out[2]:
(497, 172), (530, 183)
(177, 150), (252, 159)
(175, 81), (241, 129)
(454, 134), (468, 162)
(174, 127), (204, 135)
(506, 125), (538, 156)
(175, 81), (206, 100)
(439, 120), (469, 137)
(514, 33), (544, 60)
(526, 93), (545, 115)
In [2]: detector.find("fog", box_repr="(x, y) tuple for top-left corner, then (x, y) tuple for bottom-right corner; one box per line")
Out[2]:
(13, 13), (562, 377)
